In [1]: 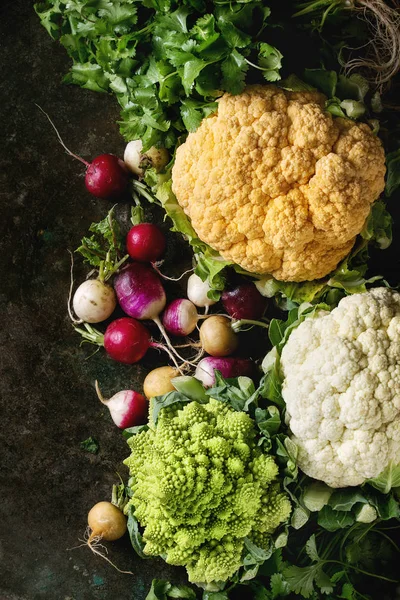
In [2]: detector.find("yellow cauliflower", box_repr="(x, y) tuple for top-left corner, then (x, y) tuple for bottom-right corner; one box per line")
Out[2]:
(172, 85), (386, 281)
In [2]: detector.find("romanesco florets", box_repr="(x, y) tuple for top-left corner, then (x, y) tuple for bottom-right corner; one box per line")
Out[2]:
(124, 398), (291, 584)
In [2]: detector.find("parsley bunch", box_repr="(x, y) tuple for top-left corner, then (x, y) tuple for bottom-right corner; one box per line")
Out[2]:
(35, 0), (282, 149)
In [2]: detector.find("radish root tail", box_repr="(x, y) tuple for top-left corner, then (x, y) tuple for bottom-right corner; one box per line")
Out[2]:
(344, 0), (400, 87)
(35, 104), (90, 167)
(67, 250), (83, 325)
(69, 528), (133, 575)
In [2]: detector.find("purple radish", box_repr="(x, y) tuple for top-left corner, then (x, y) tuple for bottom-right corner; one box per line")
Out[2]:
(195, 357), (255, 387)
(95, 381), (148, 428)
(222, 283), (267, 320)
(162, 299), (199, 337)
(114, 263), (184, 363)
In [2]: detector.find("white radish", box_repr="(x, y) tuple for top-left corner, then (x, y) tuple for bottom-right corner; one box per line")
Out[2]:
(124, 140), (169, 176)
(124, 140), (143, 175)
(72, 279), (117, 323)
(187, 273), (217, 310)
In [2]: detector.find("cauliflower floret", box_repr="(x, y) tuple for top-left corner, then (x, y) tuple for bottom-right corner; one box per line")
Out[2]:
(280, 287), (400, 487)
(124, 397), (290, 584)
(172, 85), (386, 281)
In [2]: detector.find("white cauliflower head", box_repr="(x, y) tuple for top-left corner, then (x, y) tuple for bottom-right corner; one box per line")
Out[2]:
(280, 288), (400, 488)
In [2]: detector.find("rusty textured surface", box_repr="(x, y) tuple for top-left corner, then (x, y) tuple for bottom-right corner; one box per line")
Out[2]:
(0, 1), (182, 598)
(2, 2), (400, 600)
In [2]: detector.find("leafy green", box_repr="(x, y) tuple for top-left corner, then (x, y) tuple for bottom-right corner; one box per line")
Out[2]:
(127, 507), (151, 560)
(317, 505), (355, 531)
(75, 206), (128, 281)
(36, 0), (282, 149)
(368, 462), (400, 494)
(80, 436), (99, 454)
(385, 148), (400, 197)
(146, 580), (196, 600)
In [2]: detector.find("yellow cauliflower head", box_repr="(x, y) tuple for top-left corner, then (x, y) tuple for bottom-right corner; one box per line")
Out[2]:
(172, 85), (386, 281)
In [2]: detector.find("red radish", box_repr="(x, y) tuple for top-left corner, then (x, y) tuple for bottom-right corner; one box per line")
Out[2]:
(95, 381), (148, 428)
(36, 105), (129, 200)
(162, 299), (199, 337)
(75, 319), (182, 369)
(85, 154), (129, 199)
(222, 283), (267, 320)
(126, 223), (166, 263)
(104, 318), (151, 364)
(195, 357), (254, 387)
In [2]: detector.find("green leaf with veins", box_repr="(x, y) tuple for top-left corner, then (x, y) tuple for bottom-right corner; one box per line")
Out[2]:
(303, 68), (337, 96)
(385, 148), (400, 197)
(317, 505), (355, 531)
(258, 43), (283, 81)
(221, 49), (248, 94)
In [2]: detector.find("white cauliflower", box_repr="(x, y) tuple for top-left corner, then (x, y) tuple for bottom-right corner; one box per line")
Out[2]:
(280, 288), (400, 488)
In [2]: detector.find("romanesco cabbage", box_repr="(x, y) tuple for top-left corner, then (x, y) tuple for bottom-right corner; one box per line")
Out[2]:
(124, 398), (291, 584)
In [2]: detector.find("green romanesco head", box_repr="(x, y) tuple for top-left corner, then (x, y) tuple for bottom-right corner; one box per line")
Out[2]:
(124, 398), (291, 584)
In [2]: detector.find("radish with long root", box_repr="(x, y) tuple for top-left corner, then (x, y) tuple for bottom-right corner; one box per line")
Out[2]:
(113, 263), (194, 365)
(83, 501), (132, 574)
(293, 0), (400, 87)
(36, 105), (129, 199)
(74, 317), (183, 371)
(95, 381), (148, 428)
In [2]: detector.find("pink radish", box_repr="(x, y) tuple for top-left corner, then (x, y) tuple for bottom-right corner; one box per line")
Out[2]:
(126, 223), (166, 263)
(222, 283), (267, 320)
(162, 299), (199, 337)
(36, 105), (129, 200)
(195, 357), (255, 387)
(95, 381), (148, 428)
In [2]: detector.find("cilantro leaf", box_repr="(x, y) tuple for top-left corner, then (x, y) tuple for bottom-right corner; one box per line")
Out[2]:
(221, 50), (248, 94)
